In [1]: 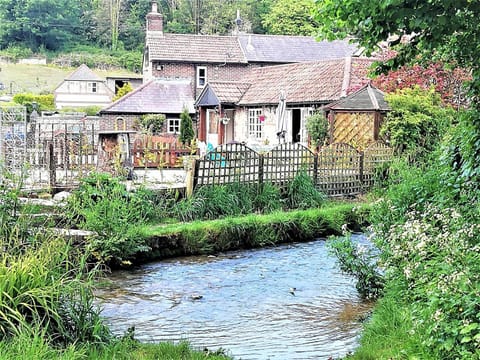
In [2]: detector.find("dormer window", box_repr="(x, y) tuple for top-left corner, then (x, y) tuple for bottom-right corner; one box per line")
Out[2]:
(197, 66), (207, 88)
(87, 82), (97, 93)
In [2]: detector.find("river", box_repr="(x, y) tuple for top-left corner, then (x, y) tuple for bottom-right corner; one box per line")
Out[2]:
(97, 234), (372, 360)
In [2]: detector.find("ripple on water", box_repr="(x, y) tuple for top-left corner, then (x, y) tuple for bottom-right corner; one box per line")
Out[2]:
(98, 235), (373, 360)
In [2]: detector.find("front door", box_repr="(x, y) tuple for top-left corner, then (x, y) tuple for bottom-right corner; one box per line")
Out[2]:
(206, 109), (218, 148)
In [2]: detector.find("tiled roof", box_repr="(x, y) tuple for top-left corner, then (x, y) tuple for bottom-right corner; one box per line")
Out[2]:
(147, 34), (247, 63)
(146, 34), (359, 64)
(66, 64), (103, 81)
(100, 79), (194, 114)
(324, 84), (390, 111)
(237, 57), (377, 106)
(237, 35), (359, 63)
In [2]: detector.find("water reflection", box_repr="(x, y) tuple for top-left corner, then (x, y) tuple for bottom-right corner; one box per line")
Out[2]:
(97, 234), (372, 360)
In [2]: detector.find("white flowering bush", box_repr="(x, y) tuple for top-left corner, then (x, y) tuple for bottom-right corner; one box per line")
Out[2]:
(372, 203), (480, 359)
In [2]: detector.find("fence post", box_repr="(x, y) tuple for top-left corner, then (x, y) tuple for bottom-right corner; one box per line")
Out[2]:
(48, 143), (56, 190)
(190, 158), (200, 196)
(258, 154), (264, 187)
(359, 150), (364, 189)
(313, 154), (318, 188)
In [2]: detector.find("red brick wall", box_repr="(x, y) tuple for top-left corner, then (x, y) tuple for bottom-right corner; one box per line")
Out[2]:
(152, 62), (257, 96)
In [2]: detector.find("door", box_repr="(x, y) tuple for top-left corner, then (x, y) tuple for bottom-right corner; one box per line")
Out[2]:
(206, 109), (218, 148)
(291, 109), (301, 143)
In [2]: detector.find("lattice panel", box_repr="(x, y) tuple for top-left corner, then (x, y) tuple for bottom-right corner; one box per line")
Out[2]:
(263, 143), (315, 186)
(316, 143), (363, 196)
(0, 107), (27, 173)
(333, 112), (375, 149)
(363, 141), (394, 188)
(194, 143), (260, 187)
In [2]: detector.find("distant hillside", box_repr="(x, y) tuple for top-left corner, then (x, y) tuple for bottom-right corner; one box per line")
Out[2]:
(0, 62), (139, 95)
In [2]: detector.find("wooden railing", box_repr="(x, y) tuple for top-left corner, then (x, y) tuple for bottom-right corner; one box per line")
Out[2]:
(132, 134), (194, 168)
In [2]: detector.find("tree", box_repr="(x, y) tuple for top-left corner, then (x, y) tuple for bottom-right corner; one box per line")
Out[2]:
(372, 62), (472, 109)
(0, 0), (83, 50)
(312, 1), (480, 104)
(179, 108), (195, 145)
(262, 0), (317, 35)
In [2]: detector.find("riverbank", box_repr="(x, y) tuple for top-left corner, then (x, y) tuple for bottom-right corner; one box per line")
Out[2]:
(132, 201), (370, 264)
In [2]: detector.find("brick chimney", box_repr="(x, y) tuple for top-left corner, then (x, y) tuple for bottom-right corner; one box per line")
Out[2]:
(146, 1), (163, 35)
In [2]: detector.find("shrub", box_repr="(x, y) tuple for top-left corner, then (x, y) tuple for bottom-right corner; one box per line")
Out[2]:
(12, 93), (55, 112)
(284, 171), (326, 210)
(139, 114), (166, 134)
(65, 173), (157, 265)
(179, 108), (195, 145)
(305, 111), (329, 147)
(380, 86), (455, 161)
(328, 232), (384, 300)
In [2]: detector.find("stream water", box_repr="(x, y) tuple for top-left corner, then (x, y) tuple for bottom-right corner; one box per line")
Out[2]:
(97, 234), (372, 360)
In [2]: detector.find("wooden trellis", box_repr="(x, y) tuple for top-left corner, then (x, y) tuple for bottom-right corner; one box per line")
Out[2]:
(263, 143), (315, 186)
(192, 141), (393, 197)
(316, 143), (363, 196)
(362, 141), (394, 188)
(194, 143), (260, 187)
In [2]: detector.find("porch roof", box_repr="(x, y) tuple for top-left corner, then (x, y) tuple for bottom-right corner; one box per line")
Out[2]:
(196, 81), (251, 106)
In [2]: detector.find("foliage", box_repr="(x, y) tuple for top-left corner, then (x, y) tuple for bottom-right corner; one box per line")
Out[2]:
(179, 108), (195, 145)
(12, 93), (55, 112)
(305, 111), (329, 147)
(51, 49), (142, 72)
(0, 46), (33, 61)
(139, 114), (166, 134)
(0, 0), (83, 51)
(312, 0), (480, 104)
(380, 86), (454, 160)
(439, 109), (480, 201)
(65, 172), (157, 265)
(262, 0), (317, 35)
(328, 233), (384, 299)
(373, 62), (472, 108)
(284, 171), (325, 210)
(113, 82), (133, 102)
(59, 105), (103, 116)
(0, 170), (110, 347)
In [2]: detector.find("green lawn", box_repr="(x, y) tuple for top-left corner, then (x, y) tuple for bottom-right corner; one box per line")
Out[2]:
(0, 62), (137, 95)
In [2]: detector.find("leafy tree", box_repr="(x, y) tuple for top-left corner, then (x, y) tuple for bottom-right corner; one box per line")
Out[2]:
(0, 0), (83, 50)
(373, 62), (472, 109)
(140, 114), (166, 134)
(312, 1), (480, 104)
(179, 108), (195, 145)
(262, 0), (317, 35)
(113, 82), (133, 102)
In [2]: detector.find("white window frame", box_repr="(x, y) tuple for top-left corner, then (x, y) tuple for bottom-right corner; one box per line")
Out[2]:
(87, 82), (97, 93)
(248, 108), (264, 139)
(196, 66), (207, 88)
(167, 118), (180, 134)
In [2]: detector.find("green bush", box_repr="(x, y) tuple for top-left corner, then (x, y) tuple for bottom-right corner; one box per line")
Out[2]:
(380, 86), (455, 161)
(65, 173), (157, 265)
(0, 46), (33, 61)
(305, 111), (329, 147)
(12, 93), (55, 112)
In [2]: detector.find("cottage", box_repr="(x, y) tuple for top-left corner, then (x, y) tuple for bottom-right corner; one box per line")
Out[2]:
(54, 64), (114, 109)
(196, 57), (379, 148)
(98, 78), (194, 132)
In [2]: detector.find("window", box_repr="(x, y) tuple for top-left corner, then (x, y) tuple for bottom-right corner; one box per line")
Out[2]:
(167, 118), (180, 133)
(197, 66), (207, 88)
(248, 108), (263, 139)
(87, 82), (97, 93)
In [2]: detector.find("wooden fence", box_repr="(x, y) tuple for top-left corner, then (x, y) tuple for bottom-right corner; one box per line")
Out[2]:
(132, 134), (193, 168)
(193, 141), (393, 197)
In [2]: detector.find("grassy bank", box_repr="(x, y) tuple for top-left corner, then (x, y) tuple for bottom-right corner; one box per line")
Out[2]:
(133, 202), (370, 262)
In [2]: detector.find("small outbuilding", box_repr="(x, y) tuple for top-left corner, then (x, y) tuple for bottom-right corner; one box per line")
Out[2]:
(322, 83), (390, 148)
